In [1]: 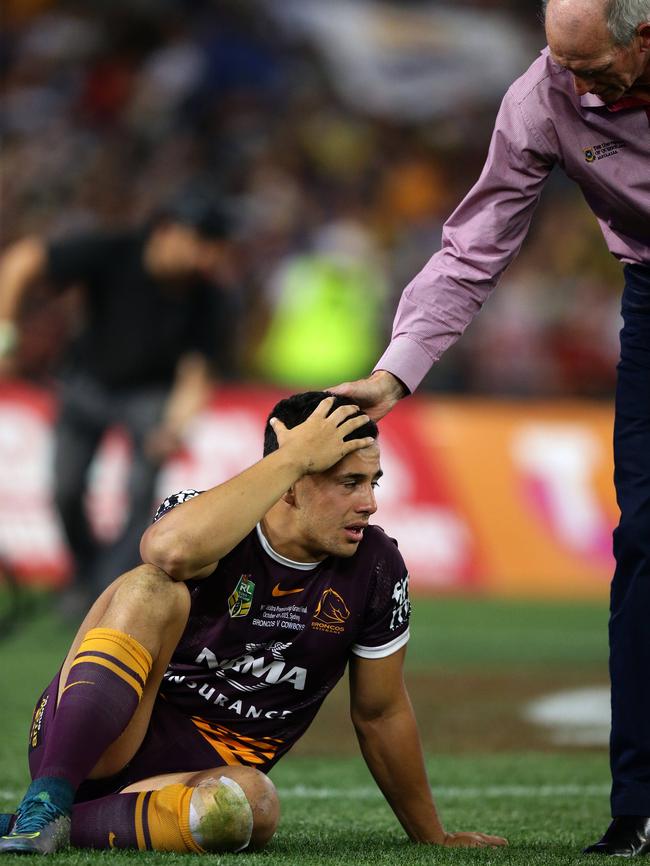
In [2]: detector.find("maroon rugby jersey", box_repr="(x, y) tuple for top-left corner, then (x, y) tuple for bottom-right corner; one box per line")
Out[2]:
(153, 490), (410, 770)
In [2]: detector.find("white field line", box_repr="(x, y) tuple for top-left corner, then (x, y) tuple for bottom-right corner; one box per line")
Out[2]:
(276, 783), (610, 800)
(0, 783), (610, 805)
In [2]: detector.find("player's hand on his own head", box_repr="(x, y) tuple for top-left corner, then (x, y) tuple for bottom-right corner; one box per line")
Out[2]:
(329, 370), (407, 421)
(270, 396), (374, 475)
(442, 831), (508, 848)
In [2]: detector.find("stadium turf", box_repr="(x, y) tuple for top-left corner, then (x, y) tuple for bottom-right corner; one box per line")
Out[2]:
(0, 593), (610, 865)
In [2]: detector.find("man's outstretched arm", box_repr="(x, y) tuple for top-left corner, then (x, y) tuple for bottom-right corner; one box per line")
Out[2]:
(141, 396), (374, 581)
(349, 648), (507, 848)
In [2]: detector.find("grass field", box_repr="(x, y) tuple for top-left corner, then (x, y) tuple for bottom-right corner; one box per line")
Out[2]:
(0, 593), (612, 865)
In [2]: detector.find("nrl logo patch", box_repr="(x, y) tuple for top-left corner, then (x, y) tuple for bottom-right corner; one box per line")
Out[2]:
(228, 575), (255, 618)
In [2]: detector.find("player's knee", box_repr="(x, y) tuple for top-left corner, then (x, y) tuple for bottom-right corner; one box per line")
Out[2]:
(114, 564), (190, 627)
(188, 767), (279, 850)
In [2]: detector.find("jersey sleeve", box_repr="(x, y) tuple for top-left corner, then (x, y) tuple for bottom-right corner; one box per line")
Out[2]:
(152, 489), (203, 522)
(351, 537), (411, 660)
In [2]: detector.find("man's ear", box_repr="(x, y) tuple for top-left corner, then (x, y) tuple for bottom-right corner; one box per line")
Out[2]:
(281, 486), (296, 507)
(639, 22), (650, 52)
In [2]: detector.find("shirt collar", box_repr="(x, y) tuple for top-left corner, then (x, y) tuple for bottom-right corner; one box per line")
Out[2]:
(580, 92), (650, 111)
(255, 523), (320, 571)
(580, 93), (607, 109)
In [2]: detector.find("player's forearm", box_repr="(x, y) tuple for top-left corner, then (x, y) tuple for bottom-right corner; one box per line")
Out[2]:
(162, 354), (213, 435)
(140, 447), (306, 580)
(0, 238), (47, 321)
(353, 702), (446, 844)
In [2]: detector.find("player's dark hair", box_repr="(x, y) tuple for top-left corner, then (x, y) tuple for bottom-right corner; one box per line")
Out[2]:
(263, 391), (378, 457)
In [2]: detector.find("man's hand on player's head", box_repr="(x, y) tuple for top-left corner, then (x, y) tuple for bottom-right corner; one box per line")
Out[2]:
(329, 370), (407, 422)
(270, 396), (375, 476)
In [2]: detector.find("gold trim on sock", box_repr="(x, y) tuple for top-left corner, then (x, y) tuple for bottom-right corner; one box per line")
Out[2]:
(69, 655), (143, 699)
(79, 629), (153, 682)
(134, 791), (147, 851)
(146, 785), (204, 854)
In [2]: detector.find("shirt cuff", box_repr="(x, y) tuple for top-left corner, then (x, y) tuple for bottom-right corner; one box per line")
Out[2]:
(373, 336), (434, 394)
(351, 628), (410, 659)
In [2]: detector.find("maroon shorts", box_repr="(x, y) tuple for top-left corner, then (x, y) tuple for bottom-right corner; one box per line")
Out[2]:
(28, 673), (227, 803)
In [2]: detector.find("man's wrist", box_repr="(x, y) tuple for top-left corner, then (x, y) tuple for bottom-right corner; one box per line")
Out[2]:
(372, 369), (408, 400)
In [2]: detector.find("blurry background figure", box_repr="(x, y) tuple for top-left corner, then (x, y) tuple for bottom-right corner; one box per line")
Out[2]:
(0, 196), (239, 617)
(255, 215), (387, 388)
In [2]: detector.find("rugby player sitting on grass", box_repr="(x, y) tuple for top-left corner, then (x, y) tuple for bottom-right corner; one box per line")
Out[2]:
(0, 393), (507, 855)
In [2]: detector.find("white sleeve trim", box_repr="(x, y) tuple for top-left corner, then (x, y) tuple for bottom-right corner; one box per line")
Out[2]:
(351, 628), (410, 659)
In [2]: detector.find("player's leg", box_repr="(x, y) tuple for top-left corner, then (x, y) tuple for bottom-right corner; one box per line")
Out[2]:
(67, 766), (280, 853)
(0, 563), (190, 854)
(52, 384), (105, 611)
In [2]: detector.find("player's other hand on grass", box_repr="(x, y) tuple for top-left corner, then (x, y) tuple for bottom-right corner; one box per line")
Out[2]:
(442, 830), (508, 848)
(329, 370), (407, 422)
(270, 396), (374, 475)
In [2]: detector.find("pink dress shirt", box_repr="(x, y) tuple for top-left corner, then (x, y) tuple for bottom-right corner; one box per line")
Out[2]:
(376, 48), (650, 393)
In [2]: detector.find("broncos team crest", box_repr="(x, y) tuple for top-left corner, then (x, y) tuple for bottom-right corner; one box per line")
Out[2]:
(228, 575), (255, 618)
(311, 587), (350, 634)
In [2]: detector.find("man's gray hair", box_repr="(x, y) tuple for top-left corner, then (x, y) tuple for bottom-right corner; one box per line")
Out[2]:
(542, 0), (650, 45)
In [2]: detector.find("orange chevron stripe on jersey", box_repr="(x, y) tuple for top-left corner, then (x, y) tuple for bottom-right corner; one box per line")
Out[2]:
(190, 717), (282, 767)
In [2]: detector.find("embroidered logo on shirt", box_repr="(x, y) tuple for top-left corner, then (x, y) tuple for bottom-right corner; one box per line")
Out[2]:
(583, 140), (626, 162)
(311, 588), (350, 634)
(272, 583), (304, 597)
(228, 575), (255, 618)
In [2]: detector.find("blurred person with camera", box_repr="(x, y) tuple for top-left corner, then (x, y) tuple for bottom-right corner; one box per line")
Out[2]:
(0, 197), (237, 618)
(334, 0), (650, 856)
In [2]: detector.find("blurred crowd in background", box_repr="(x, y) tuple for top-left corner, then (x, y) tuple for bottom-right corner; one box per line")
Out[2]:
(1, 0), (622, 398)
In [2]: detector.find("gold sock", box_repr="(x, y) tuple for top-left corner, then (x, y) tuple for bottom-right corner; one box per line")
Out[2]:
(135, 784), (202, 853)
(67, 628), (152, 701)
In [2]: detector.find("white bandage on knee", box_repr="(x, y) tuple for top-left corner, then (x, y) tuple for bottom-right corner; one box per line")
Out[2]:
(189, 775), (254, 853)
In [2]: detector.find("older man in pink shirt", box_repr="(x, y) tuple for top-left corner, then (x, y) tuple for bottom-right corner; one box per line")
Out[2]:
(336, 0), (650, 857)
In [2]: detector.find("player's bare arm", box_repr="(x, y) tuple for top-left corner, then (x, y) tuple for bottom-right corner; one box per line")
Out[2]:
(0, 238), (47, 371)
(349, 648), (507, 848)
(145, 353), (214, 461)
(331, 370), (407, 422)
(141, 396), (374, 580)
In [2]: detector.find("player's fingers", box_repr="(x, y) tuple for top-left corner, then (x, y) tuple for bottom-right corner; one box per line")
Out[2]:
(328, 402), (362, 425)
(269, 417), (289, 442)
(481, 834), (508, 846)
(314, 395), (336, 417)
(457, 833), (507, 848)
(342, 436), (375, 455)
(336, 411), (370, 434)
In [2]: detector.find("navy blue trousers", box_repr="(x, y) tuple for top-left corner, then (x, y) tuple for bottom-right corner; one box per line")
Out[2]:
(610, 262), (650, 816)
